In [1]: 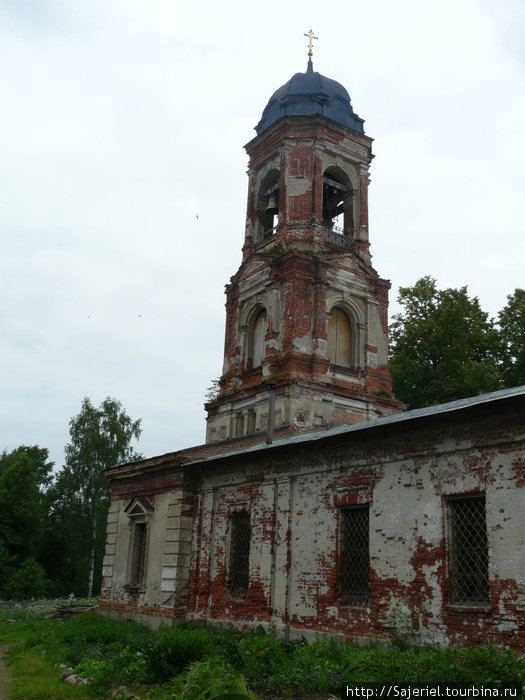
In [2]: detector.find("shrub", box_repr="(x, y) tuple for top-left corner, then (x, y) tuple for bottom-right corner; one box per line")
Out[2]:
(174, 659), (255, 699)
(436, 645), (525, 686)
(270, 637), (352, 694)
(205, 623), (243, 668)
(3, 558), (49, 599)
(144, 624), (214, 682)
(237, 628), (288, 691)
(76, 644), (147, 695)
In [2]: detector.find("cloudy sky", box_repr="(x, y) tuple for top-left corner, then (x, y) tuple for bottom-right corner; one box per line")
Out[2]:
(1, 0), (524, 470)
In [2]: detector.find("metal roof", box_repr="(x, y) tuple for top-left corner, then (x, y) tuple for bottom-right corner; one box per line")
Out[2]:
(255, 59), (365, 136)
(184, 385), (525, 468)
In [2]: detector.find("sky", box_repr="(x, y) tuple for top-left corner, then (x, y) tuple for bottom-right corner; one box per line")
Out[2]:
(1, 0), (524, 470)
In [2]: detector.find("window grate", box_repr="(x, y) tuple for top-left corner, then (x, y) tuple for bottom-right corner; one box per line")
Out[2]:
(339, 506), (369, 604)
(448, 496), (489, 604)
(229, 511), (251, 595)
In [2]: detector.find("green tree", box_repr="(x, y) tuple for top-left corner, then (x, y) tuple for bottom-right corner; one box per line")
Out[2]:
(0, 446), (54, 598)
(50, 397), (142, 597)
(497, 288), (525, 389)
(0, 540), (14, 598)
(3, 558), (49, 599)
(389, 277), (501, 409)
(0, 446), (53, 562)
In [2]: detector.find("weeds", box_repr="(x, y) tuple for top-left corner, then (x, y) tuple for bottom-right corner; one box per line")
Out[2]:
(1, 607), (524, 698)
(144, 623), (213, 682)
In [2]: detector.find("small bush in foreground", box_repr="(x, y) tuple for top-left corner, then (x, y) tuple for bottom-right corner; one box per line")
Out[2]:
(167, 659), (255, 699)
(144, 623), (214, 682)
(75, 644), (147, 695)
(237, 628), (289, 691)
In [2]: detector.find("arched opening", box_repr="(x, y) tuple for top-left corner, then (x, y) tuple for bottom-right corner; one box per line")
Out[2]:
(258, 169), (280, 240)
(322, 167), (353, 235)
(250, 308), (267, 368)
(327, 307), (352, 368)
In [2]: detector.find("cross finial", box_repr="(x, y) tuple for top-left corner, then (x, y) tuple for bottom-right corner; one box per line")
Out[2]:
(304, 29), (318, 58)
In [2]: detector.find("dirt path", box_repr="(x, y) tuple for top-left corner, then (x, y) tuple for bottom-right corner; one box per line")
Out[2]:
(0, 645), (10, 700)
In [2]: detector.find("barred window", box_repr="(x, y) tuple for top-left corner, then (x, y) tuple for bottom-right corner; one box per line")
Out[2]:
(229, 511), (251, 595)
(448, 495), (489, 604)
(339, 505), (369, 604)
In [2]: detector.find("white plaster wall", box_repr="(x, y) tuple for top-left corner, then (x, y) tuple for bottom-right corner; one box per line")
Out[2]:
(106, 493), (174, 606)
(143, 492), (171, 605)
(194, 416), (525, 646)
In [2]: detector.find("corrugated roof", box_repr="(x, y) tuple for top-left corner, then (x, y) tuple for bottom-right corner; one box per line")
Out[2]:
(184, 385), (525, 468)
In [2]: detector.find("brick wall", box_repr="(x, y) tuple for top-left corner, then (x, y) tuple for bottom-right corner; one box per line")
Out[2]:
(187, 396), (525, 650)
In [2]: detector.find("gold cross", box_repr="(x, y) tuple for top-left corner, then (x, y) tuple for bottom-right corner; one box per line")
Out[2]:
(304, 29), (318, 58)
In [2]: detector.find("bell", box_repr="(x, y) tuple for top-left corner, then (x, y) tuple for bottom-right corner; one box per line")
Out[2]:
(266, 195), (278, 215)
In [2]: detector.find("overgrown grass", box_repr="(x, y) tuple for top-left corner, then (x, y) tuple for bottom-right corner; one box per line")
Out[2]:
(7, 646), (92, 699)
(1, 604), (524, 698)
(261, 640), (525, 696)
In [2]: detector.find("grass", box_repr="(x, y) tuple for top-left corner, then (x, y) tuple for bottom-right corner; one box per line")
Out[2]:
(0, 602), (524, 698)
(6, 646), (92, 699)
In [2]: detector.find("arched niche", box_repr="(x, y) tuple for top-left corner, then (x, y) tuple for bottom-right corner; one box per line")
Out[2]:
(246, 305), (267, 369)
(327, 302), (360, 369)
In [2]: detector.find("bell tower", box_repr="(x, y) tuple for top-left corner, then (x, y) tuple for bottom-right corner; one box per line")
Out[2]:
(205, 50), (403, 443)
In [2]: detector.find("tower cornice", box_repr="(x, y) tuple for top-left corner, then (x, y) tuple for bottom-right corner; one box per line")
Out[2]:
(244, 114), (373, 162)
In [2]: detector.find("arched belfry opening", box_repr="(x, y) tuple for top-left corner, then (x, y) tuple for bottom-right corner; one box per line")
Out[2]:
(323, 167), (353, 239)
(257, 169), (280, 241)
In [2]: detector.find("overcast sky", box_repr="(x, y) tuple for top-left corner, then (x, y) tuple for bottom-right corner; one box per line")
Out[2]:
(1, 0), (523, 470)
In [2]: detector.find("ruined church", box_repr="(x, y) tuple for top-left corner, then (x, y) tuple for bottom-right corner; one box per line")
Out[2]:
(100, 48), (525, 650)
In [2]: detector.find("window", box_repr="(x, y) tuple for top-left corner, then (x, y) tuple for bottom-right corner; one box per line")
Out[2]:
(229, 511), (251, 595)
(246, 410), (256, 433)
(130, 522), (147, 585)
(448, 495), (489, 604)
(235, 413), (244, 437)
(328, 307), (351, 368)
(124, 496), (153, 587)
(251, 309), (267, 368)
(339, 506), (369, 604)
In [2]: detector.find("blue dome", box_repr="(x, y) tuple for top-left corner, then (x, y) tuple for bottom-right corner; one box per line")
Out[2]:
(255, 59), (364, 136)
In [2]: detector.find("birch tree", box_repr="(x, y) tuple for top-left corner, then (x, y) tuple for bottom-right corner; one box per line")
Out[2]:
(57, 397), (142, 597)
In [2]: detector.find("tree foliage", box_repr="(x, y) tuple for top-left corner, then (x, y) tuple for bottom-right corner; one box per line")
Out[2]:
(1, 401), (142, 599)
(3, 558), (49, 599)
(0, 446), (53, 560)
(205, 377), (221, 403)
(0, 446), (54, 598)
(48, 397), (142, 596)
(59, 396), (142, 512)
(497, 288), (525, 389)
(389, 277), (501, 409)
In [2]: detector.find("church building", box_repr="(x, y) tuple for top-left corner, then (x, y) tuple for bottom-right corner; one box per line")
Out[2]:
(100, 46), (525, 650)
